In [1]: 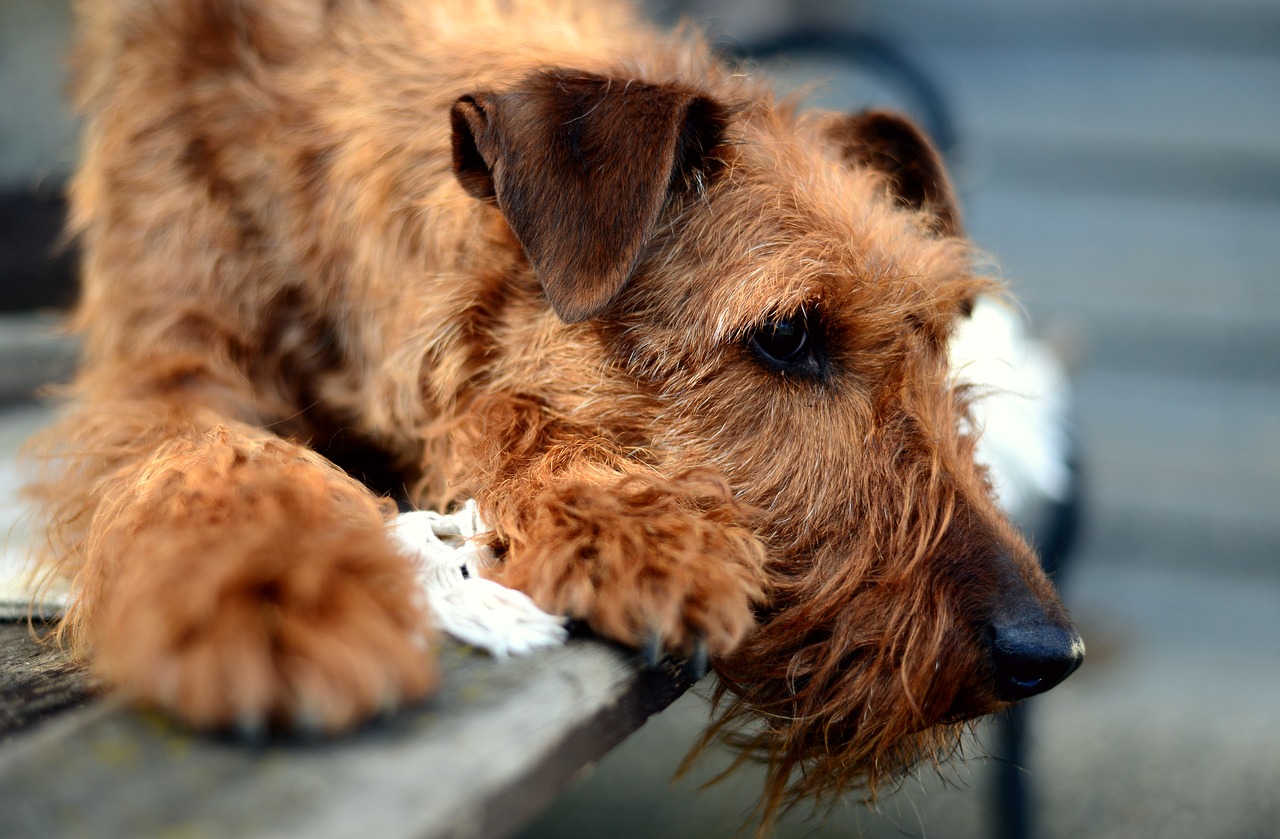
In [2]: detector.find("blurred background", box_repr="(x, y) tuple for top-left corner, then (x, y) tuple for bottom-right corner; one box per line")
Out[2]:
(2, 0), (1278, 837)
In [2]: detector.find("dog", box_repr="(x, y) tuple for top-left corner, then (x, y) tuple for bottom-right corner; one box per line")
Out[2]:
(27, 0), (1083, 824)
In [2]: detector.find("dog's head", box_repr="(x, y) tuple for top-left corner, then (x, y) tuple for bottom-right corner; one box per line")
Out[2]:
(450, 67), (1082, 816)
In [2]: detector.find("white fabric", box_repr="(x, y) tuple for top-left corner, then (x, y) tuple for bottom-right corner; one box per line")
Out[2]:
(949, 297), (1073, 525)
(0, 459), (65, 620)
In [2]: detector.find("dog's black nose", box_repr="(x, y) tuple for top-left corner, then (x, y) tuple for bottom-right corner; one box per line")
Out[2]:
(989, 618), (1085, 701)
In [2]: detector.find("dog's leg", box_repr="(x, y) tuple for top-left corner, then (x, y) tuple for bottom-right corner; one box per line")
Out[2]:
(496, 473), (768, 662)
(29, 381), (436, 733)
(462, 400), (768, 662)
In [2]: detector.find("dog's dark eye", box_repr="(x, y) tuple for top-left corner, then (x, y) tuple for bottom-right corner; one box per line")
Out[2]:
(754, 319), (808, 362)
(749, 311), (824, 377)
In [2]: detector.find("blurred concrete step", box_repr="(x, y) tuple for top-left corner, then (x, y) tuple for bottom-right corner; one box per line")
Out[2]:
(668, 0), (1280, 53)
(837, 0), (1280, 53)
(0, 0), (76, 188)
(961, 188), (1280, 379)
(1072, 369), (1280, 578)
(1035, 561), (1280, 839)
(749, 45), (1280, 201)
(0, 315), (77, 402)
(927, 48), (1280, 199)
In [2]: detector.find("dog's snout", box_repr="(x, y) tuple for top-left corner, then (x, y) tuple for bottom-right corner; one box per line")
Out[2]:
(988, 618), (1085, 701)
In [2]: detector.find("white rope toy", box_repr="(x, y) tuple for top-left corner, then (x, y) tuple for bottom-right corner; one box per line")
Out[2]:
(387, 500), (568, 657)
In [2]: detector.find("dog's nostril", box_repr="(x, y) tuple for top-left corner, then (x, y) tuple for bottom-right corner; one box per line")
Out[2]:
(988, 621), (1085, 701)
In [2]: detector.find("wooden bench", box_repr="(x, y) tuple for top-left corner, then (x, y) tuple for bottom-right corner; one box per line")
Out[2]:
(0, 621), (693, 839)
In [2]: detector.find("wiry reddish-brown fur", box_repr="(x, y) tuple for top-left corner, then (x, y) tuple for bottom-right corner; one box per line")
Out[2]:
(26, 0), (1081, 828)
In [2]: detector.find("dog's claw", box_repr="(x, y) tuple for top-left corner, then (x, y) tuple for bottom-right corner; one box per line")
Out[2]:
(234, 713), (267, 743)
(687, 636), (710, 681)
(292, 707), (324, 740)
(374, 685), (402, 719)
(641, 631), (664, 667)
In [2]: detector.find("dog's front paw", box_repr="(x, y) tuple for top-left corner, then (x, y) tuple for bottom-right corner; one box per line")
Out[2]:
(92, 518), (436, 735)
(491, 476), (769, 663)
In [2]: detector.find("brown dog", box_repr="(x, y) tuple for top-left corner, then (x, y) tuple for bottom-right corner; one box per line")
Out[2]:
(28, 0), (1082, 823)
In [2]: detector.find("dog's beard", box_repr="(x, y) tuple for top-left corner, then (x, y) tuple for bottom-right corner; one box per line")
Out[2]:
(689, 530), (991, 831)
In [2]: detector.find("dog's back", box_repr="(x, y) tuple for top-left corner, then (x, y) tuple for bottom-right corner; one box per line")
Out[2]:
(67, 0), (753, 455)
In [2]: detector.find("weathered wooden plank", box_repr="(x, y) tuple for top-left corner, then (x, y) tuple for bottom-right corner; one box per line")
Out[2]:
(0, 621), (93, 739)
(0, 634), (694, 839)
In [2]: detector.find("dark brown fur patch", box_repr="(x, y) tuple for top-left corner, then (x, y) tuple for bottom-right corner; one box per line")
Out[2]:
(452, 70), (730, 321)
(827, 109), (963, 236)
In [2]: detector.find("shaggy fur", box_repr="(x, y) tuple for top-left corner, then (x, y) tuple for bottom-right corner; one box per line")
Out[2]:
(27, 0), (1082, 827)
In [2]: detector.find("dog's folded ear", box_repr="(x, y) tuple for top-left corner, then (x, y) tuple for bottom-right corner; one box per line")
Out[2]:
(451, 70), (729, 322)
(826, 110), (961, 237)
